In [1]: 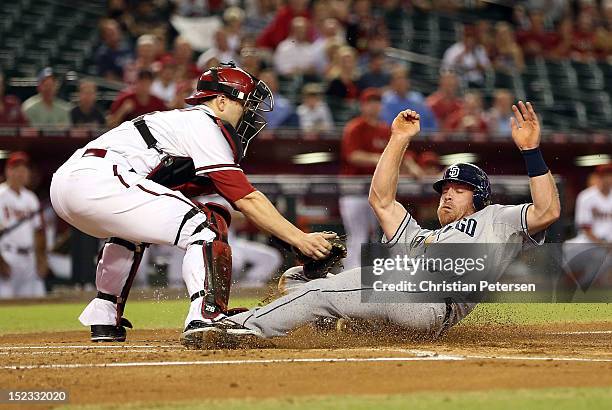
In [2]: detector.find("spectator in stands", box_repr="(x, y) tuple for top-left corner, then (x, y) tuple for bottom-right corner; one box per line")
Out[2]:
(223, 7), (246, 54)
(443, 90), (488, 133)
(345, 0), (385, 53)
(197, 29), (238, 71)
(22, 68), (71, 128)
(486, 89), (514, 137)
(107, 0), (133, 32)
(311, 18), (345, 75)
(476, 20), (495, 58)
(382, 0), (410, 47)
(311, 0), (334, 31)
(95, 19), (133, 82)
(239, 47), (264, 79)
(357, 33), (391, 70)
(325, 45), (360, 101)
(571, 10), (597, 61)
(491, 22), (525, 74)
(70, 80), (105, 128)
(273, 17), (316, 77)
(0, 72), (27, 126)
(339, 88), (389, 269)
(151, 56), (177, 104)
(107, 69), (166, 127)
(357, 50), (391, 90)
(259, 70), (295, 129)
(127, 0), (168, 39)
(550, 16), (573, 59)
(442, 25), (491, 88)
(172, 36), (199, 80)
(123, 34), (159, 85)
(168, 80), (194, 110)
(173, 0), (209, 16)
(523, 0), (569, 27)
(297, 83), (334, 135)
(380, 67), (437, 132)
(257, 0), (312, 50)
(516, 10), (558, 59)
(243, 0), (279, 35)
(426, 71), (463, 124)
(595, 0), (612, 59)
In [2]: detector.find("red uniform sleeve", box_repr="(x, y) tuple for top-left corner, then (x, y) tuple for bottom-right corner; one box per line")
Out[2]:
(207, 170), (256, 205)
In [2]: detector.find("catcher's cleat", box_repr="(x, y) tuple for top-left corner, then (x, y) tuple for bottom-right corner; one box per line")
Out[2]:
(180, 318), (264, 349)
(90, 318), (133, 343)
(277, 266), (310, 295)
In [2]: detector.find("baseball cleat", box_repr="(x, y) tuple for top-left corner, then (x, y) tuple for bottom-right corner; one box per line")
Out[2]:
(180, 319), (265, 349)
(90, 317), (133, 342)
(277, 266), (310, 295)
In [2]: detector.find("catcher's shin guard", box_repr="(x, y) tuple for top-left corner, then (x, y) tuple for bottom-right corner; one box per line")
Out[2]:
(189, 202), (234, 319)
(95, 237), (148, 328)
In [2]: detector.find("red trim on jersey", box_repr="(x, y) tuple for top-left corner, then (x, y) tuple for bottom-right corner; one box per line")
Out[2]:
(195, 164), (240, 172)
(215, 118), (239, 162)
(206, 170), (256, 204)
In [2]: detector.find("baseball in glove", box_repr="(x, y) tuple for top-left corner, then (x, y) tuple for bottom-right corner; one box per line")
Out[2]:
(272, 232), (347, 280)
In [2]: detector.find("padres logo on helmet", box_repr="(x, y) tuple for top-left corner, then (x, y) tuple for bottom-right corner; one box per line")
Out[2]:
(433, 163), (492, 210)
(448, 165), (461, 178)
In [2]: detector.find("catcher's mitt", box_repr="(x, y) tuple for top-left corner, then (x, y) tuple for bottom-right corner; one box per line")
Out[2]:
(271, 232), (347, 280)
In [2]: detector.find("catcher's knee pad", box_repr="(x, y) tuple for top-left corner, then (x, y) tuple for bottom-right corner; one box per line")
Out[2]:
(95, 237), (148, 326)
(181, 202), (233, 319)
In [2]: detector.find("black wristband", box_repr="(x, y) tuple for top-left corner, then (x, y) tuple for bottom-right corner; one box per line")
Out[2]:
(522, 147), (549, 177)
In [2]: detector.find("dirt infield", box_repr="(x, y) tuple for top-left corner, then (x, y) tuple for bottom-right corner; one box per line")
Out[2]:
(1, 322), (611, 409)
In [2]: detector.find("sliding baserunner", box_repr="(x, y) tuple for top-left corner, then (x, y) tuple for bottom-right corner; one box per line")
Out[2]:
(201, 102), (560, 343)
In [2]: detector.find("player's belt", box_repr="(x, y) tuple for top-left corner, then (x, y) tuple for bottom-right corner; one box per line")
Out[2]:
(82, 148), (107, 158)
(3, 245), (32, 255)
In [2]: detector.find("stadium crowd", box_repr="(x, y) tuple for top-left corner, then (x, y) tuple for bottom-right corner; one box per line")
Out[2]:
(1, 0), (611, 137)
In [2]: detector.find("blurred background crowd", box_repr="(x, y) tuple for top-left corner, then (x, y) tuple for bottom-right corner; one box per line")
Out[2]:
(1, 0), (612, 133)
(0, 0), (610, 297)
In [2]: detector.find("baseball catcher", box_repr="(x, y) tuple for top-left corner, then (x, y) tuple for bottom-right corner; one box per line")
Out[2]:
(199, 101), (560, 344)
(50, 63), (336, 346)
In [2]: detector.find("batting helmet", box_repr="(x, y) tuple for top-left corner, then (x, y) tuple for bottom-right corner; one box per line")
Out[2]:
(185, 62), (274, 155)
(433, 163), (492, 210)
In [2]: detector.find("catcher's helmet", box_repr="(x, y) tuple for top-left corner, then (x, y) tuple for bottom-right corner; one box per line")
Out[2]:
(185, 62), (274, 155)
(433, 163), (492, 210)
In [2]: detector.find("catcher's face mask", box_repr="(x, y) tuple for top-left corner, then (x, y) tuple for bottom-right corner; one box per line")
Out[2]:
(236, 78), (274, 155)
(185, 62), (274, 156)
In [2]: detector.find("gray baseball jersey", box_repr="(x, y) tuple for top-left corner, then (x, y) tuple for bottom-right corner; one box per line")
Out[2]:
(230, 203), (545, 339)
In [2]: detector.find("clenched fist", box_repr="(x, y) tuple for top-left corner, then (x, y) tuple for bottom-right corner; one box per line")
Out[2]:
(391, 109), (421, 141)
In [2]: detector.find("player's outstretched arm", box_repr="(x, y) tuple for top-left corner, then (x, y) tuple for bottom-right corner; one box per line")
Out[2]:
(510, 101), (561, 234)
(369, 109), (420, 240)
(235, 190), (335, 260)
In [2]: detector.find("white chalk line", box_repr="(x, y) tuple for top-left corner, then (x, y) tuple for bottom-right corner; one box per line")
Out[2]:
(0, 349), (162, 355)
(466, 354), (612, 363)
(550, 330), (612, 335)
(1, 355), (464, 370)
(2, 351), (612, 370)
(0, 345), (179, 350)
